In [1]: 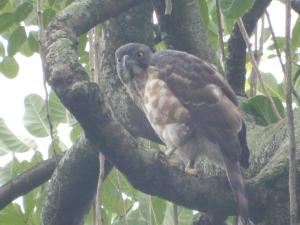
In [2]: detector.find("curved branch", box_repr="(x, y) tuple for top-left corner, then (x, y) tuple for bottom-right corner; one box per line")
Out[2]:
(0, 154), (62, 210)
(41, 138), (113, 225)
(152, 0), (220, 68)
(225, 0), (272, 96)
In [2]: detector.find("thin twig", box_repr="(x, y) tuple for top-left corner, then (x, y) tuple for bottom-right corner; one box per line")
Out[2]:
(258, 14), (265, 61)
(148, 195), (152, 225)
(251, 15), (265, 97)
(37, 0), (57, 153)
(173, 204), (179, 225)
(237, 17), (282, 121)
(116, 170), (129, 225)
(215, 0), (225, 66)
(90, 25), (105, 225)
(89, 28), (96, 82)
(285, 1), (298, 224)
(250, 25), (258, 97)
(265, 10), (285, 72)
(95, 154), (105, 225)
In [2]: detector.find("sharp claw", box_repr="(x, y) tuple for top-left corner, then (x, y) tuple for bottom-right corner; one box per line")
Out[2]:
(185, 167), (198, 176)
(153, 151), (166, 162)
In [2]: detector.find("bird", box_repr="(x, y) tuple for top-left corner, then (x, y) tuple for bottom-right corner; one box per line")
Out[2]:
(115, 43), (251, 225)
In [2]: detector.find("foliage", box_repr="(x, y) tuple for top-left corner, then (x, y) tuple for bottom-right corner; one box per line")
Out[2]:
(0, 0), (299, 225)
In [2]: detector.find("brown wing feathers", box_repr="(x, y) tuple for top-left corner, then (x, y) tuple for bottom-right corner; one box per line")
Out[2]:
(152, 50), (251, 224)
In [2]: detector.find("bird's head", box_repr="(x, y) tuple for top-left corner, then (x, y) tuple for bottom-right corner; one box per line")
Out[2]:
(115, 43), (152, 85)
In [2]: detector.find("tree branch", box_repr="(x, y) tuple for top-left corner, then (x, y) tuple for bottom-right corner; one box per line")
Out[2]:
(151, 0), (221, 69)
(41, 138), (113, 225)
(0, 154), (62, 209)
(225, 0), (272, 96)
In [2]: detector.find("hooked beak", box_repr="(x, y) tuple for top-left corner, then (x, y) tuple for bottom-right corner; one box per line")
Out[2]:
(122, 54), (129, 69)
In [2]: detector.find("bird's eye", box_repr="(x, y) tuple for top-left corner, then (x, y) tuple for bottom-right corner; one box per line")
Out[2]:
(117, 58), (122, 63)
(135, 51), (144, 59)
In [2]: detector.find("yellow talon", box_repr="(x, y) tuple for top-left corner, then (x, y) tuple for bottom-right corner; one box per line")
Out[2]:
(184, 167), (198, 176)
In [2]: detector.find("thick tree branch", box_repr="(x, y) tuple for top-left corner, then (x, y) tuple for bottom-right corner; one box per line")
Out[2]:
(0, 154), (62, 210)
(152, 0), (220, 69)
(225, 0), (272, 96)
(41, 138), (113, 225)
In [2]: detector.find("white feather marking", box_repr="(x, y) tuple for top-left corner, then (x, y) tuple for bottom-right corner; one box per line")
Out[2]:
(174, 107), (186, 120)
(158, 96), (168, 109)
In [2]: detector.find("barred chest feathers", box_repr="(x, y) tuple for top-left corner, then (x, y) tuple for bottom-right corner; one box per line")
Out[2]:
(142, 68), (223, 165)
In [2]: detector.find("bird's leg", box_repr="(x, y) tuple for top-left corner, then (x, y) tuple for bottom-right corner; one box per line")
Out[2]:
(165, 146), (176, 158)
(164, 146), (181, 168)
(185, 159), (198, 176)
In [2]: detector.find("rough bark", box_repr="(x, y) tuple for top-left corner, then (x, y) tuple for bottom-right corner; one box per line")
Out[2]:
(225, 0), (272, 96)
(152, 0), (219, 68)
(41, 138), (113, 225)
(98, 1), (161, 143)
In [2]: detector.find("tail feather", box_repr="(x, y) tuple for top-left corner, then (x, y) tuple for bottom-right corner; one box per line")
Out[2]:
(223, 157), (250, 225)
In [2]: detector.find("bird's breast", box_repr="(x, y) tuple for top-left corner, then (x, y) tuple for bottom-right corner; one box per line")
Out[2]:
(143, 78), (191, 146)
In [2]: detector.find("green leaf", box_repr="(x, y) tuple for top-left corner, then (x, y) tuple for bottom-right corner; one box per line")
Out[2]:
(0, 13), (15, 33)
(28, 31), (39, 52)
(19, 39), (34, 57)
(0, 203), (27, 225)
(0, 41), (5, 56)
(151, 197), (167, 225)
(0, 56), (19, 79)
(0, 118), (36, 153)
(292, 17), (300, 50)
(223, 17), (236, 34)
(136, 194), (167, 225)
(48, 139), (67, 155)
(7, 26), (27, 56)
(258, 73), (285, 101)
(241, 95), (285, 126)
(49, 90), (67, 124)
(0, 0), (8, 9)
(70, 124), (82, 143)
(102, 169), (137, 219)
(0, 140), (10, 156)
(77, 34), (88, 55)
(43, 7), (56, 27)
(48, 0), (55, 6)
(162, 203), (194, 225)
(267, 36), (285, 50)
(23, 94), (50, 137)
(65, 0), (75, 7)
(220, 0), (255, 18)
(15, 2), (33, 22)
(199, 0), (209, 29)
